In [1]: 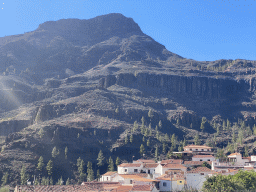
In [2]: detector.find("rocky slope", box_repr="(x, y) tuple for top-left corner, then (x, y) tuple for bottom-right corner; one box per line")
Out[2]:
(0, 13), (256, 185)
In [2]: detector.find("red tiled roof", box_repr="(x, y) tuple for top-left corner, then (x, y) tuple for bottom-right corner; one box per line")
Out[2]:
(103, 171), (117, 176)
(228, 153), (242, 157)
(184, 145), (212, 149)
(143, 163), (158, 168)
(136, 159), (155, 163)
(119, 163), (141, 167)
(131, 185), (154, 191)
(163, 164), (187, 169)
(156, 173), (185, 181)
(116, 185), (133, 192)
(119, 174), (157, 182)
(161, 159), (183, 164)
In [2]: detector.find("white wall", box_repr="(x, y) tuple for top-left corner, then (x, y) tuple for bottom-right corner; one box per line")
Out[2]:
(192, 157), (215, 162)
(118, 166), (142, 174)
(186, 173), (207, 190)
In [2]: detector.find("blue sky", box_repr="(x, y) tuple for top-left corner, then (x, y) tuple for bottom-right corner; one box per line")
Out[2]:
(1, 0), (256, 61)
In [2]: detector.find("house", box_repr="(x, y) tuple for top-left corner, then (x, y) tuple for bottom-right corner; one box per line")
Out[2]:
(100, 171), (118, 182)
(186, 167), (215, 190)
(192, 155), (215, 162)
(142, 163), (158, 175)
(118, 163), (143, 174)
(156, 172), (186, 191)
(160, 159), (183, 165)
(130, 184), (159, 192)
(183, 145), (212, 153)
(134, 159), (155, 164)
(162, 164), (187, 175)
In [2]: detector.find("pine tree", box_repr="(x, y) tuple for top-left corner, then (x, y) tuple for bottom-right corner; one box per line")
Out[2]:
(148, 123), (152, 130)
(37, 156), (44, 172)
(142, 136), (145, 142)
(183, 138), (187, 148)
(155, 147), (159, 159)
(20, 165), (29, 185)
(108, 157), (114, 172)
(97, 169), (100, 180)
(1, 172), (8, 186)
(158, 120), (162, 129)
(141, 116), (145, 126)
(232, 130), (236, 143)
(50, 177), (53, 185)
(140, 144), (145, 156)
(162, 143), (166, 154)
(244, 145), (249, 157)
(78, 160), (85, 175)
(87, 161), (94, 182)
(155, 125), (158, 131)
(56, 176), (63, 185)
(97, 150), (105, 167)
(51, 146), (59, 159)
(133, 121), (138, 131)
(171, 134), (176, 149)
(227, 119), (230, 130)
(222, 120), (226, 131)
(125, 135), (128, 144)
(130, 135), (133, 143)
(164, 133), (169, 142)
(147, 139), (150, 147)
(46, 160), (53, 176)
(253, 124), (256, 135)
(65, 146), (68, 159)
(148, 109), (153, 119)
(66, 178), (70, 185)
(194, 133), (201, 145)
(116, 157), (121, 167)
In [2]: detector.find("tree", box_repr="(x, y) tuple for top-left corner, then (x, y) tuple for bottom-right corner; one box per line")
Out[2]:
(238, 130), (243, 145)
(41, 177), (49, 185)
(125, 135), (128, 144)
(253, 124), (256, 135)
(162, 143), (166, 154)
(87, 161), (94, 181)
(20, 165), (29, 185)
(147, 139), (150, 147)
(164, 134), (169, 142)
(66, 178), (70, 185)
(77, 157), (82, 169)
(37, 156), (44, 172)
(46, 160), (53, 176)
(194, 133), (200, 145)
(232, 130), (236, 143)
(142, 136), (145, 142)
(202, 161), (211, 169)
(56, 176), (63, 185)
(133, 121), (138, 131)
(244, 145), (249, 157)
(148, 109), (153, 119)
(51, 146), (59, 159)
(227, 119), (231, 130)
(108, 157), (114, 172)
(155, 147), (159, 159)
(158, 120), (162, 129)
(141, 116), (145, 126)
(130, 135), (133, 143)
(65, 146), (68, 159)
(78, 160), (85, 175)
(171, 134), (177, 149)
(200, 117), (206, 131)
(115, 108), (119, 114)
(116, 157), (121, 167)
(222, 120), (226, 131)
(1, 172), (8, 186)
(97, 150), (105, 167)
(97, 169), (100, 180)
(216, 148), (225, 159)
(140, 144), (145, 156)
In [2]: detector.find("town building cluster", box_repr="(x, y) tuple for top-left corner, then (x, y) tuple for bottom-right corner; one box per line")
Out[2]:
(14, 145), (256, 192)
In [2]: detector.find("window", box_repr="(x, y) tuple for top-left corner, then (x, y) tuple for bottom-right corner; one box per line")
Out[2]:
(130, 180), (133, 184)
(148, 170), (150, 174)
(207, 149), (210, 151)
(201, 149), (204, 151)
(190, 149), (192, 151)
(200, 159), (202, 161)
(208, 159), (210, 161)
(196, 149), (198, 151)
(163, 182), (167, 187)
(125, 169), (127, 172)
(179, 181), (182, 183)
(107, 177), (108, 181)
(134, 169), (138, 173)
(200, 173), (204, 175)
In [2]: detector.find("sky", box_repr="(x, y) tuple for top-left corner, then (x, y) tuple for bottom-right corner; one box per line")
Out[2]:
(0, 0), (256, 61)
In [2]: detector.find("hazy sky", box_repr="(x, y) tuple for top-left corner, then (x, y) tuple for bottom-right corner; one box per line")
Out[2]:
(1, 0), (255, 61)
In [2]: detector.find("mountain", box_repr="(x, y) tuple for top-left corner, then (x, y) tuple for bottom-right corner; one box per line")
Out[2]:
(0, 13), (256, 185)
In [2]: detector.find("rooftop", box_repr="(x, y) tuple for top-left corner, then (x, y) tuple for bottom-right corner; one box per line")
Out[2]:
(192, 155), (214, 158)
(103, 171), (117, 176)
(184, 145), (212, 149)
(143, 163), (158, 168)
(161, 159), (183, 164)
(119, 163), (142, 167)
(131, 184), (154, 191)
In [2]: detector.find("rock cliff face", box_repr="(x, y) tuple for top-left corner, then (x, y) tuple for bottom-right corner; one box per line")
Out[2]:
(100, 73), (249, 100)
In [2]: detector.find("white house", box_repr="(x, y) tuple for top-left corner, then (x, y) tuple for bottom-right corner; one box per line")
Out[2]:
(192, 155), (215, 162)
(156, 173), (185, 191)
(142, 163), (158, 175)
(186, 167), (215, 190)
(183, 145), (212, 153)
(118, 163), (143, 174)
(100, 171), (118, 182)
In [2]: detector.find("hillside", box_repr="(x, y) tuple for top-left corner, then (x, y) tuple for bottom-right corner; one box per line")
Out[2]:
(0, 13), (256, 185)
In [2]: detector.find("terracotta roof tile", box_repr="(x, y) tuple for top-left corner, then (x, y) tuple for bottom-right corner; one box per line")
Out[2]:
(143, 163), (158, 168)
(116, 185), (133, 192)
(119, 174), (157, 182)
(163, 164), (187, 169)
(119, 163), (141, 167)
(228, 153), (242, 157)
(187, 166), (213, 173)
(183, 161), (211, 165)
(103, 171), (117, 176)
(131, 185), (153, 191)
